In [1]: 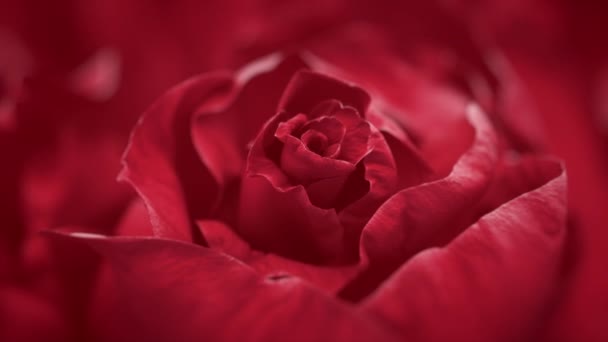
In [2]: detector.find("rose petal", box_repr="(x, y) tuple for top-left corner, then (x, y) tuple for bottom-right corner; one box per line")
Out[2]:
(308, 26), (469, 141)
(337, 126), (399, 238)
(280, 133), (356, 182)
(238, 170), (346, 264)
(114, 199), (154, 237)
(119, 72), (235, 241)
(197, 220), (361, 293)
(54, 233), (398, 342)
(340, 104), (498, 300)
(278, 70), (371, 115)
(191, 54), (309, 190)
(361, 161), (566, 342)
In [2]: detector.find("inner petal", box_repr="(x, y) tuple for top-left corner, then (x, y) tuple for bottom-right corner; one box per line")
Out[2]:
(301, 130), (329, 155)
(300, 116), (345, 157)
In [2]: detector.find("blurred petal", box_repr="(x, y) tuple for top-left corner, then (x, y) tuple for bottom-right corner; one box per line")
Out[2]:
(55, 233), (398, 342)
(0, 286), (68, 342)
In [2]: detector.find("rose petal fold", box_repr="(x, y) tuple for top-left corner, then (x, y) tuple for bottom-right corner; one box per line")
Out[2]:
(191, 54), (309, 190)
(340, 104), (498, 300)
(197, 220), (361, 293)
(278, 70), (371, 115)
(50, 233), (399, 342)
(361, 161), (567, 342)
(119, 72), (235, 241)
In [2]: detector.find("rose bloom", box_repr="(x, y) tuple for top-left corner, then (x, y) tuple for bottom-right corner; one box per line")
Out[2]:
(1, 1), (607, 342)
(44, 38), (567, 341)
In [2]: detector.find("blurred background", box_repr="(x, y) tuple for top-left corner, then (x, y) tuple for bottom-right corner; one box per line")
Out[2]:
(1, 0), (607, 341)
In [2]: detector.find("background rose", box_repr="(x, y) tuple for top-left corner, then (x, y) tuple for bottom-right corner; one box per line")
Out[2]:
(46, 33), (569, 341)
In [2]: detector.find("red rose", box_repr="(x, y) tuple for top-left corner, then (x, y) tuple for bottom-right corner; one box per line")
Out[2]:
(56, 41), (567, 341)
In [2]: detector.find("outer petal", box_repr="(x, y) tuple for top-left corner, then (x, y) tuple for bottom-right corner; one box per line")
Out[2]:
(340, 104), (497, 299)
(53, 233), (399, 342)
(197, 220), (360, 293)
(361, 104), (497, 264)
(361, 161), (567, 342)
(119, 72), (235, 241)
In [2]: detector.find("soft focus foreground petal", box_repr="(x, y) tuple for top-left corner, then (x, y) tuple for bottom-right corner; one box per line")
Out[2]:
(56, 233), (398, 342)
(197, 220), (360, 294)
(0, 286), (69, 342)
(22, 228), (102, 341)
(362, 163), (567, 342)
(119, 72), (235, 241)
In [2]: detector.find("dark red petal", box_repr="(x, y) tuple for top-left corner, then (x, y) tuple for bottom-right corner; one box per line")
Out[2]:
(241, 110), (351, 263)
(119, 72), (234, 241)
(338, 126), (398, 235)
(305, 175), (351, 209)
(238, 172), (346, 264)
(280, 134), (355, 183)
(334, 109), (372, 164)
(54, 233), (398, 342)
(278, 70), (371, 115)
(274, 113), (308, 141)
(191, 55), (309, 190)
(197, 220), (361, 293)
(361, 162), (566, 342)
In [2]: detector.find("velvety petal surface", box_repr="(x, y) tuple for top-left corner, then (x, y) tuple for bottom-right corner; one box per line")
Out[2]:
(361, 104), (498, 265)
(339, 104), (498, 300)
(119, 72), (235, 241)
(361, 160), (567, 342)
